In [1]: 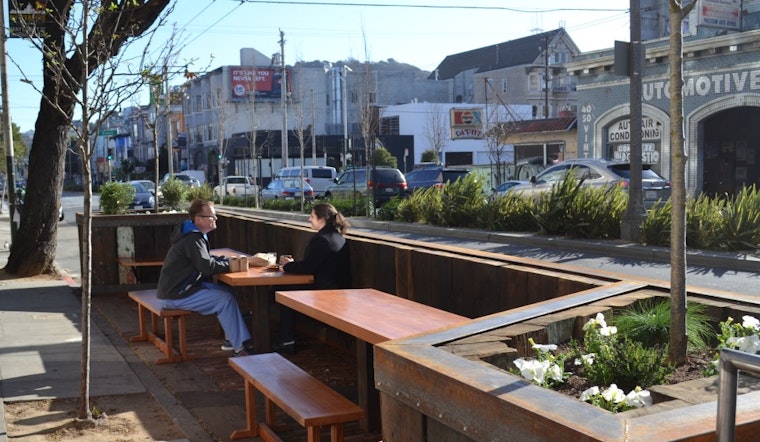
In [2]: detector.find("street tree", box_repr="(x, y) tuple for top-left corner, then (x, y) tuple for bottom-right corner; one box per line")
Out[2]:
(423, 104), (450, 163)
(292, 64), (309, 211)
(5, 0), (172, 277)
(4, 0), (175, 420)
(668, 0), (696, 364)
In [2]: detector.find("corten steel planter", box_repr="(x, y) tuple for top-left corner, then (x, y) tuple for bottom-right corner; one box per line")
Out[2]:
(374, 282), (760, 441)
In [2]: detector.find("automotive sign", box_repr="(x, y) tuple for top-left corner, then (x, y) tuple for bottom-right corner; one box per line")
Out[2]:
(230, 66), (292, 102)
(612, 143), (661, 165)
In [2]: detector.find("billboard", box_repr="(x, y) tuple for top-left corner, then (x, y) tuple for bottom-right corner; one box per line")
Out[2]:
(230, 66), (292, 102)
(8, 0), (50, 38)
(450, 108), (484, 139)
(698, 0), (741, 30)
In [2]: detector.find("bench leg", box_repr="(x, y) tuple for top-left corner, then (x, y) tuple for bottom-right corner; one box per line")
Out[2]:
(230, 381), (260, 440)
(129, 304), (150, 342)
(155, 315), (177, 364)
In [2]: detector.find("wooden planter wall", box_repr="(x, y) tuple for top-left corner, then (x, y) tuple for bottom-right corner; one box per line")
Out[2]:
(78, 212), (187, 294)
(213, 213), (612, 319)
(85, 211), (614, 317)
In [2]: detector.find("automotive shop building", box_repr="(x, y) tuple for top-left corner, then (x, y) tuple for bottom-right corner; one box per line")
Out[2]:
(566, 2), (760, 198)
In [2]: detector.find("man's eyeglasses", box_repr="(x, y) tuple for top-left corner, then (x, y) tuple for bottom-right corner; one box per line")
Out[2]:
(199, 215), (217, 220)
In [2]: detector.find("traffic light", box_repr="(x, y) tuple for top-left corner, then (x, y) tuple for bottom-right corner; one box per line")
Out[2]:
(107, 148), (113, 160)
(218, 152), (222, 160)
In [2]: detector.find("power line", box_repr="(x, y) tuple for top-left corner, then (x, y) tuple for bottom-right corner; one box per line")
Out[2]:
(233, 0), (628, 14)
(181, 2), (245, 49)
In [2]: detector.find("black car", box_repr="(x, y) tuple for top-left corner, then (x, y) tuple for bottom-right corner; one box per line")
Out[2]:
(404, 167), (471, 194)
(325, 166), (407, 205)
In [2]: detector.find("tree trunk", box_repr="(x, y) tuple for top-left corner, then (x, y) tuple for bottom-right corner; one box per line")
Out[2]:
(4, 0), (170, 277)
(668, 0), (694, 364)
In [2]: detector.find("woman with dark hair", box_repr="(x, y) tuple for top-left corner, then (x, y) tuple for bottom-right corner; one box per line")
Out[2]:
(274, 202), (351, 352)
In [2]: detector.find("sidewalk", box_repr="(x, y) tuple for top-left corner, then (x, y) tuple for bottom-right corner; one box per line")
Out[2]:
(0, 211), (206, 441)
(0, 209), (367, 442)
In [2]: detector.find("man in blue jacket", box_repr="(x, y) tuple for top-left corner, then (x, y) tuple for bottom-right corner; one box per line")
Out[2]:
(157, 199), (254, 356)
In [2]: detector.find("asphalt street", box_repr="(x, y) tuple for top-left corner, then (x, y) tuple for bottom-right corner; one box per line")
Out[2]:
(52, 193), (760, 297)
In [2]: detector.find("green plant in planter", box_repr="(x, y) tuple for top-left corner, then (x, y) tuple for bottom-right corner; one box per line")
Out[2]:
(160, 178), (189, 211)
(706, 315), (760, 375)
(99, 181), (134, 214)
(614, 299), (713, 350)
(513, 318), (657, 413)
(574, 312), (673, 392)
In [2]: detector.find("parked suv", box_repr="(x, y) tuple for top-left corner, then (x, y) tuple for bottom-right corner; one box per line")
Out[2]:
(324, 166), (407, 205)
(510, 158), (671, 208)
(404, 166), (471, 194)
(274, 166), (337, 198)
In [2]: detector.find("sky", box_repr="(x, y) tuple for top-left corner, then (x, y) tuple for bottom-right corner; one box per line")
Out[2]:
(3, 0), (632, 133)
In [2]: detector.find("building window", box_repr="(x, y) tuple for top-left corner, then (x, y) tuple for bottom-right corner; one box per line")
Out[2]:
(380, 116), (400, 135)
(529, 74), (540, 91)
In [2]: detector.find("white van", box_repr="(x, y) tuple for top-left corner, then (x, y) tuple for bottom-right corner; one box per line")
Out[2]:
(274, 166), (337, 197)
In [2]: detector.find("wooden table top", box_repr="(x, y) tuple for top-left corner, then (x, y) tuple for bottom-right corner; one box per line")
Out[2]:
(275, 288), (469, 344)
(217, 265), (314, 287)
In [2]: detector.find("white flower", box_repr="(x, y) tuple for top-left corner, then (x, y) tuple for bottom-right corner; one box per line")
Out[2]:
(579, 386), (600, 402)
(742, 315), (760, 331)
(726, 335), (760, 354)
(574, 353), (595, 366)
(624, 387), (652, 408)
(513, 358), (551, 386)
(532, 343), (558, 352)
(547, 363), (564, 383)
(601, 384), (626, 403)
(599, 325), (618, 336)
(584, 313), (607, 331)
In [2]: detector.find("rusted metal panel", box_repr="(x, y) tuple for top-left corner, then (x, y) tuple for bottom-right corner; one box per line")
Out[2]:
(380, 394), (426, 441)
(375, 343), (621, 441)
(410, 248), (454, 308)
(449, 256), (507, 318)
(395, 245), (413, 299)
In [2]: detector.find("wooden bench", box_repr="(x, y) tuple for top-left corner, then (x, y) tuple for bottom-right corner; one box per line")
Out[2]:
(118, 257), (164, 285)
(128, 289), (195, 364)
(229, 352), (365, 442)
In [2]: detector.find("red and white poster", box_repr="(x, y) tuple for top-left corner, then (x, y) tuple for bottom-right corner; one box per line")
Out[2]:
(450, 108), (484, 139)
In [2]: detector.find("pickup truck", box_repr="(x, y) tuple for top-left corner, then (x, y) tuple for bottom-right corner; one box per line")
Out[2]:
(213, 176), (257, 198)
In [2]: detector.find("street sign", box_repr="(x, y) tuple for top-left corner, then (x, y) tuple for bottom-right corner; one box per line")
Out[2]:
(98, 129), (117, 136)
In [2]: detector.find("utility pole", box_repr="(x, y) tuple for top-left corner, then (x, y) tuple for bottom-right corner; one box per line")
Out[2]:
(0, 3), (18, 238)
(311, 89), (317, 164)
(543, 34), (550, 119)
(279, 30), (288, 167)
(621, 0), (645, 241)
(165, 64), (173, 178)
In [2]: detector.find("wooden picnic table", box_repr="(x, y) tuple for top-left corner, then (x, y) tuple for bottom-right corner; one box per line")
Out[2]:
(275, 288), (469, 433)
(216, 249), (314, 353)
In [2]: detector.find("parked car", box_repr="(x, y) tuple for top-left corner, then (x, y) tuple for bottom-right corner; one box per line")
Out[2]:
(260, 178), (315, 202)
(274, 166), (337, 198)
(213, 175), (257, 199)
(128, 180), (156, 210)
(490, 180), (530, 200)
(324, 166), (407, 205)
(161, 173), (200, 188)
(132, 179), (157, 195)
(404, 166), (471, 194)
(510, 158), (671, 208)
